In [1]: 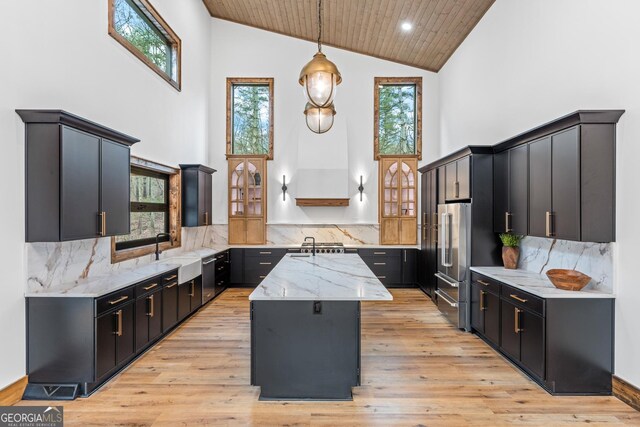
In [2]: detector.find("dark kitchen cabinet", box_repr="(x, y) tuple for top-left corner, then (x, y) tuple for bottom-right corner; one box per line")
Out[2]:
(180, 164), (216, 227)
(528, 136), (552, 238)
(419, 168), (438, 298)
(162, 279), (179, 333)
(494, 145), (528, 234)
(500, 298), (544, 380)
(470, 282), (500, 347)
(551, 128), (580, 241)
(96, 302), (135, 380)
(444, 156), (471, 201)
(500, 299), (521, 361)
(437, 166), (446, 204)
(17, 110), (139, 242)
(135, 286), (163, 352)
(401, 249), (417, 285)
(202, 255), (217, 303)
(178, 277), (203, 320)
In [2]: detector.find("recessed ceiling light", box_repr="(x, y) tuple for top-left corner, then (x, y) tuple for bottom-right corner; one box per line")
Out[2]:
(401, 22), (413, 32)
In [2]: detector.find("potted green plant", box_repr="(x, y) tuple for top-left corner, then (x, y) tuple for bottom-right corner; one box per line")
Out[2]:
(499, 233), (524, 269)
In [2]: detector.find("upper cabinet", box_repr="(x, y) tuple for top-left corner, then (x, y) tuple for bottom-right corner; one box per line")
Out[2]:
(445, 156), (471, 201)
(180, 164), (216, 227)
(379, 157), (417, 245)
(493, 110), (624, 243)
(17, 110), (139, 242)
(228, 157), (267, 245)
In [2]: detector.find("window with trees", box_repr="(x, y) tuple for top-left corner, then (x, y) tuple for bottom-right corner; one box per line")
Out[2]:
(374, 77), (422, 160)
(109, 0), (181, 90)
(226, 78), (274, 160)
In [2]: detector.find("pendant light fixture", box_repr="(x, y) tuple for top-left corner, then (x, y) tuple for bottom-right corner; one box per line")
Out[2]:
(304, 102), (336, 134)
(299, 0), (342, 108)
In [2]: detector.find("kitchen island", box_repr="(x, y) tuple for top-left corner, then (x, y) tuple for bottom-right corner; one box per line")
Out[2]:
(249, 253), (392, 400)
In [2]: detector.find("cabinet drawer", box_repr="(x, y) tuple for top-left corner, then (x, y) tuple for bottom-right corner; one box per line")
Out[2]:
(245, 266), (276, 284)
(96, 287), (135, 316)
(360, 256), (401, 274)
(214, 262), (229, 277)
(358, 248), (401, 258)
(471, 272), (501, 296)
(245, 248), (287, 258)
(501, 284), (544, 316)
(213, 251), (229, 263)
(162, 270), (179, 284)
(134, 275), (163, 298)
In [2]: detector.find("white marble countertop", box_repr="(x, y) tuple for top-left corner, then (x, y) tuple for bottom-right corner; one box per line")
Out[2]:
(470, 267), (615, 299)
(25, 262), (181, 298)
(249, 254), (393, 301)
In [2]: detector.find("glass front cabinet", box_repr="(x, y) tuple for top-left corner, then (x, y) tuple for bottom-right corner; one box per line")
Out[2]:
(379, 157), (418, 245)
(228, 157), (267, 244)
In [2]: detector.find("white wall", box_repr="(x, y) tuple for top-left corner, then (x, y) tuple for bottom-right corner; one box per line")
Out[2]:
(209, 19), (440, 225)
(0, 0), (211, 389)
(439, 0), (640, 388)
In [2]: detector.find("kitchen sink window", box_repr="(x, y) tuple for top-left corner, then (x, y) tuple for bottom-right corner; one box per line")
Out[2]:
(109, 0), (181, 90)
(226, 78), (274, 160)
(113, 160), (181, 262)
(374, 77), (422, 160)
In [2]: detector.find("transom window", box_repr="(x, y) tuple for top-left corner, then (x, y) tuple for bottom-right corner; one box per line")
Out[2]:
(226, 78), (274, 159)
(109, 0), (181, 90)
(374, 77), (423, 160)
(115, 167), (170, 251)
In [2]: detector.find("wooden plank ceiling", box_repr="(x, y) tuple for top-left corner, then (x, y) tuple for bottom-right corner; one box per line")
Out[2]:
(202, 0), (494, 72)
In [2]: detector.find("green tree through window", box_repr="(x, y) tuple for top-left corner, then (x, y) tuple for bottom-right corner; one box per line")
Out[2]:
(378, 84), (416, 155)
(232, 85), (271, 155)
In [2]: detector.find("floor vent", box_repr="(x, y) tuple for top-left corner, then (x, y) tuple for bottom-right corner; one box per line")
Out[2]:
(23, 383), (79, 401)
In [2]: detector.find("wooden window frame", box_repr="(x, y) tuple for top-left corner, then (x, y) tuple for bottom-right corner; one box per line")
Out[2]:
(226, 78), (274, 160)
(374, 77), (422, 161)
(108, 0), (182, 91)
(111, 156), (182, 263)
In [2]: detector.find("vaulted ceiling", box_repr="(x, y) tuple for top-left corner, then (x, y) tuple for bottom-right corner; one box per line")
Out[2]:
(202, 0), (494, 72)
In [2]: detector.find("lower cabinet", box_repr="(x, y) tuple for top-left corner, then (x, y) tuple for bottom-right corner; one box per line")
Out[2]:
(25, 267), (211, 398)
(358, 248), (418, 287)
(470, 271), (613, 395)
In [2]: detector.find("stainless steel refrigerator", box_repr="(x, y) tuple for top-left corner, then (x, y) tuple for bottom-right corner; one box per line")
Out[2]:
(435, 203), (471, 330)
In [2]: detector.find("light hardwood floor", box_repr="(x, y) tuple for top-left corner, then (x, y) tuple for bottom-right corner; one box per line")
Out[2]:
(16, 288), (640, 426)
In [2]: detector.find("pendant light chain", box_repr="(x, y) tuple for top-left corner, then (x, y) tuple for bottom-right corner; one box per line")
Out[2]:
(317, 0), (322, 52)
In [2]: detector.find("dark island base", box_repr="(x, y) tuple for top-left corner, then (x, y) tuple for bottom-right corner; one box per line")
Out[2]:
(250, 300), (361, 400)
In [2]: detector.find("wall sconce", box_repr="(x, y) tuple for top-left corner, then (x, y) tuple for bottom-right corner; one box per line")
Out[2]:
(281, 175), (288, 201)
(358, 175), (364, 201)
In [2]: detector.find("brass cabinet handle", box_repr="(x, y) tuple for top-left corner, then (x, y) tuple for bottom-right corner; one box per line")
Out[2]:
(108, 295), (128, 305)
(480, 290), (487, 311)
(259, 275), (266, 279)
(166, 283), (177, 289)
(545, 211), (556, 237)
(374, 262), (386, 265)
(102, 211), (107, 235)
(147, 295), (154, 317)
(377, 275), (386, 279)
(259, 262), (272, 265)
(143, 283), (158, 291)
(404, 250), (407, 263)
(510, 294), (528, 303)
(204, 212), (209, 225)
(205, 292), (212, 299)
(477, 280), (490, 287)
(259, 251), (272, 255)
(165, 275), (178, 281)
(189, 281), (195, 297)
(505, 212), (513, 233)
(422, 212), (427, 240)
(514, 307), (522, 334)
(373, 251), (386, 255)
(97, 212), (106, 236)
(114, 309), (123, 336)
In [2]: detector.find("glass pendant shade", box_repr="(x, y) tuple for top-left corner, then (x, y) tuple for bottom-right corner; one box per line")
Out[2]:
(304, 102), (336, 134)
(299, 52), (342, 108)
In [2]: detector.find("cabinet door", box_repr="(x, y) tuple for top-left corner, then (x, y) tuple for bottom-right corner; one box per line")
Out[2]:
(191, 278), (202, 312)
(178, 281), (192, 321)
(493, 150), (509, 233)
(484, 292), (500, 347)
(230, 249), (244, 284)
(399, 218), (417, 245)
(246, 218), (265, 244)
(418, 173), (428, 293)
(437, 166), (446, 204)
(380, 218), (399, 244)
(228, 218), (247, 245)
(60, 126), (101, 241)
(401, 249), (417, 284)
(456, 157), (471, 199)
(95, 312), (116, 379)
(197, 170), (207, 226)
(529, 137), (552, 238)
(520, 310), (544, 379)
(135, 297), (150, 352)
(470, 283), (484, 334)
(100, 140), (130, 236)
(500, 300), (521, 360)
(115, 303), (135, 366)
(162, 283), (178, 333)
(204, 172), (213, 226)
(246, 159), (265, 218)
(510, 145), (529, 235)
(202, 257), (216, 303)
(445, 162), (457, 201)
(552, 127), (580, 241)
(147, 291), (163, 342)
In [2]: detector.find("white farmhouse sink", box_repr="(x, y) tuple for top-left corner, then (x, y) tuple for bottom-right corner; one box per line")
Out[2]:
(165, 256), (202, 283)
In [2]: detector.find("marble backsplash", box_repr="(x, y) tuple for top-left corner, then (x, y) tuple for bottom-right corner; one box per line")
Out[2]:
(517, 236), (613, 293)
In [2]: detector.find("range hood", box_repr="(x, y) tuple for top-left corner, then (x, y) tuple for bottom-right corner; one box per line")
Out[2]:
(295, 118), (349, 206)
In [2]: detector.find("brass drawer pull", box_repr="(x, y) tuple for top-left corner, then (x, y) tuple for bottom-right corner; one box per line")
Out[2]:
(259, 275), (266, 279)
(166, 283), (177, 289)
(108, 295), (128, 305)
(114, 309), (123, 336)
(373, 251), (386, 255)
(374, 262), (386, 265)
(147, 295), (154, 317)
(259, 262), (272, 265)
(480, 290), (487, 311)
(165, 275), (178, 281)
(477, 280), (490, 286)
(259, 251), (272, 255)
(510, 294), (528, 303)
(514, 307), (522, 334)
(143, 283), (158, 291)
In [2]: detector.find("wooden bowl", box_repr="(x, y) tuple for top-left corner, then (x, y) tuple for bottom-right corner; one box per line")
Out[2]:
(546, 269), (592, 291)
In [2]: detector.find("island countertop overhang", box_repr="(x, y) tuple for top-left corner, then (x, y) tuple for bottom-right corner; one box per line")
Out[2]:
(248, 254), (393, 301)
